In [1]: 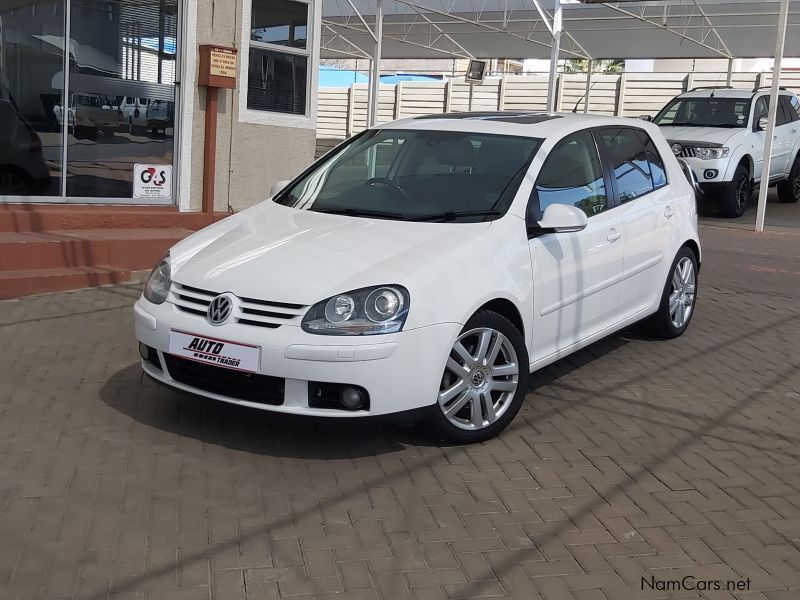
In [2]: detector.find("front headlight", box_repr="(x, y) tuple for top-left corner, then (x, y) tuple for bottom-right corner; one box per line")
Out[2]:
(302, 285), (409, 335)
(143, 253), (171, 304)
(695, 147), (729, 160)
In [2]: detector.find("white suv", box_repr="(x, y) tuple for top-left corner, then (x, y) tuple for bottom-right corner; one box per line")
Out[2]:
(135, 113), (700, 443)
(651, 87), (800, 217)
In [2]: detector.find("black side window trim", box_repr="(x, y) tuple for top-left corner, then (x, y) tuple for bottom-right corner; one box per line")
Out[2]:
(593, 125), (668, 206)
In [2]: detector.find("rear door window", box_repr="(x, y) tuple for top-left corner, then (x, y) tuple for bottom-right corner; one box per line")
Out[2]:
(596, 128), (656, 202)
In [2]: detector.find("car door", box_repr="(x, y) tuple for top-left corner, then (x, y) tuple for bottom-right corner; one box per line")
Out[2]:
(780, 96), (800, 171)
(753, 95), (790, 179)
(595, 127), (672, 318)
(527, 129), (624, 363)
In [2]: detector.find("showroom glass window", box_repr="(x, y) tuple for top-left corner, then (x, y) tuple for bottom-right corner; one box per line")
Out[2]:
(533, 131), (608, 219)
(247, 0), (311, 115)
(596, 128), (662, 202)
(0, 0), (178, 202)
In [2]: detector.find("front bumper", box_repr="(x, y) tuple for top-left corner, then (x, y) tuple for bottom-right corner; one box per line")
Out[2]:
(679, 156), (731, 185)
(134, 298), (461, 417)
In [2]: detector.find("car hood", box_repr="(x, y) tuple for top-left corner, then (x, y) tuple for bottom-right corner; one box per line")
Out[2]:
(171, 202), (493, 304)
(659, 125), (743, 147)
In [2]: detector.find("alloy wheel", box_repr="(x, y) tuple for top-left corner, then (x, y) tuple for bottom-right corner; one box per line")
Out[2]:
(669, 257), (696, 329)
(735, 174), (751, 213)
(438, 327), (519, 431)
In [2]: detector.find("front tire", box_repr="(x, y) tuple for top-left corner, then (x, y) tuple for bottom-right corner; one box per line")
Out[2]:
(777, 155), (800, 203)
(716, 163), (752, 218)
(644, 247), (698, 340)
(428, 310), (529, 443)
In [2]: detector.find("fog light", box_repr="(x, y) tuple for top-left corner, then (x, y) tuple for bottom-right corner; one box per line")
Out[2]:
(704, 169), (718, 180)
(340, 387), (365, 410)
(139, 342), (148, 360)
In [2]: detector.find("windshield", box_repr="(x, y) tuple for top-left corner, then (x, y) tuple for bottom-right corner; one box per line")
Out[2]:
(654, 97), (751, 128)
(275, 129), (542, 222)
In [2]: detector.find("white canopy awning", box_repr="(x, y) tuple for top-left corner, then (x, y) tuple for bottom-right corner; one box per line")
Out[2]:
(321, 0), (800, 61)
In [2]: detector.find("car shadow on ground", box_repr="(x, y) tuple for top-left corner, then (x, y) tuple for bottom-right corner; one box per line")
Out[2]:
(100, 331), (635, 459)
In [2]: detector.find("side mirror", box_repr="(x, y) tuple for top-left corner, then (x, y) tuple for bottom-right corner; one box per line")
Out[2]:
(638, 115), (653, 122)
(270, 179), (291, 197)
(757, 116), (769, 131)
(532, 204), (588, 235)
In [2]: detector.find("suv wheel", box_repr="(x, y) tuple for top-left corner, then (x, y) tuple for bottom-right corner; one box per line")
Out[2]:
(429, 310), (529, 443)
(777, 155), (800, 203)
(716, 163), (752, 218)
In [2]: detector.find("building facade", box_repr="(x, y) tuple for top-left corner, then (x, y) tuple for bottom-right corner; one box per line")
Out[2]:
(0, 0), (320, 212)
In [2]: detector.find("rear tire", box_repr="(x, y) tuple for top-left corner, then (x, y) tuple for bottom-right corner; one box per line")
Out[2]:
(777, 155), (800, 203)
(644, 247), (699, 340)
(428, 310), (529, 444)
(716, 163), (751, 218)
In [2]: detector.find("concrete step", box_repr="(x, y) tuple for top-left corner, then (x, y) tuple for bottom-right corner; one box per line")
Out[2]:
(0, 266), (133, 300)
(0, 204), (228, 232)
(0, 228), (194, 271)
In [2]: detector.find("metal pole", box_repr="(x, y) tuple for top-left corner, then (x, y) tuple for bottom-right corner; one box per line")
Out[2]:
(584, 59), (593, 114)
(367, 0), (384, 127)
(59, 0), (72, 199)
(755, 0), (789, 233)
(726, 58), (734, 86)
(546, 0), (562, 112)
(468, 83), (474, 111)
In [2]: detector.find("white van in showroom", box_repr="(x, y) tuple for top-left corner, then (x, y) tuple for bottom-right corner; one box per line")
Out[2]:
(651, 87), (800, 217)
(135, 112), (701, 443)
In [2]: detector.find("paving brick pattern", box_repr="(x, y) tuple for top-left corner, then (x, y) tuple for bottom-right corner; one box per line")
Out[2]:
(0, 224), (799, 600)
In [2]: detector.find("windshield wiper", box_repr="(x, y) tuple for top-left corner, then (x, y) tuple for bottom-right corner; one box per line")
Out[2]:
(411, 210), (503, 222)
(314, 207), (405, 220)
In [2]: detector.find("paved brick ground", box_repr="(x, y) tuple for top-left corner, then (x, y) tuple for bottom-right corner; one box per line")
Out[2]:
(1, 223), (799, 600)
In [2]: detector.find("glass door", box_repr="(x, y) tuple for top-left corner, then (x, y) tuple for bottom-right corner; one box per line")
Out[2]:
(0, 0), (65, 198)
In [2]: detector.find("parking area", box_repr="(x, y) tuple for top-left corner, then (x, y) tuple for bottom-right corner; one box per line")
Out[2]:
(0, 223), (799, 600)
(699, 189), (800, 231)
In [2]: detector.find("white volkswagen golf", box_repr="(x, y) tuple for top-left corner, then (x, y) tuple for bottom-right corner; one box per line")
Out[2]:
(135, 112), (700, 443)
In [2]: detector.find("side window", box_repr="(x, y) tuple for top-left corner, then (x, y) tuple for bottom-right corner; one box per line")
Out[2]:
(779, 97), (799, 124)
(753, 96), (770, 128)
(533, 131), (608, 219)
(637, 130), (668, 189)
(597, 128), (655, 202)
(777, 97), (791, 126)
(789, 96), (800, 121)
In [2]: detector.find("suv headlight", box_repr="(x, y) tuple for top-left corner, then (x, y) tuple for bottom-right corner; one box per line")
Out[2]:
(695, 147), (729, 160)
(143, 253), (171, 304)
(302, 285), (409, 335)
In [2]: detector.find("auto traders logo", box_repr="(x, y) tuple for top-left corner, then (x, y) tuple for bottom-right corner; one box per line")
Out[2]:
(207, 295), (233, 325)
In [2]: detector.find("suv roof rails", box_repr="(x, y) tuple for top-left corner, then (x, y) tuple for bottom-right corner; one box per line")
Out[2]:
(688, 86), (734, 92)
(752, 85), (788, 93)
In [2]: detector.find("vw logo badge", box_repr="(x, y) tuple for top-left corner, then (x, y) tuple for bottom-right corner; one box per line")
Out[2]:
(207, 294), (233, 325)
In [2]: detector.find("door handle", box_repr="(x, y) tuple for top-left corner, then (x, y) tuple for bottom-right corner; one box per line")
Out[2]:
(607, 229), (622, 243)
(664, 206), (675, 219)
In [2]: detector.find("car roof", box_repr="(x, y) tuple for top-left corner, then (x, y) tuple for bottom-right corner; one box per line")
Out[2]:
(378, 111), (659, 140)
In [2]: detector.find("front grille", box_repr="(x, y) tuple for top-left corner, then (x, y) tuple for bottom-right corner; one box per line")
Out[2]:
(169, 283), (307, 329)
(163, 354), (284, 404)
(679, 147), (697, 158)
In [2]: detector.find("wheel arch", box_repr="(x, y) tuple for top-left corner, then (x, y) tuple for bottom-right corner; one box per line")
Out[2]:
(475, 298), (525, 339)
(681, 239), (702, 267)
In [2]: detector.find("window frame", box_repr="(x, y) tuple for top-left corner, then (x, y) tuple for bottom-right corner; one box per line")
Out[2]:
(527, 127), (614, 223)
(239, 0), (318, 128)
(593, 126), (670, 206)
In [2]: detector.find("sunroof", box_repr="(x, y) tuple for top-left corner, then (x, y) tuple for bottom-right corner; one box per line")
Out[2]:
(413, 112), (562, 124)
